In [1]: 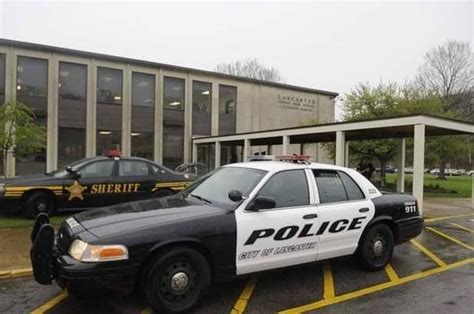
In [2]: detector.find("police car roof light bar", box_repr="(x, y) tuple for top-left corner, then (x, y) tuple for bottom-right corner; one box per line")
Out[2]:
(105, 150), (122, 158)
(276, 154), (312, 164)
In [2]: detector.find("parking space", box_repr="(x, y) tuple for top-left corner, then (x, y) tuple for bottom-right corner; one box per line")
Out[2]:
(0, 214), (472, 314)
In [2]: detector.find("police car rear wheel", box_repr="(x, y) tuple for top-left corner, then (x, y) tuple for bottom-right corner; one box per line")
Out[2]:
(154, 189), (174, 198)
(24, 192), (55, 219)
(145, 247), (210, 313)
(359, 223), (394, 271)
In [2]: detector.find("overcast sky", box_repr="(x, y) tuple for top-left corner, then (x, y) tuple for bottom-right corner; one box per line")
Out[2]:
(0, 1), (472, 117)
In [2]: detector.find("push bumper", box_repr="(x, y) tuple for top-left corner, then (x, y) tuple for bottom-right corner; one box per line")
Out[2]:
(396, 216), (424, 244)
(30, 214), (137, 294)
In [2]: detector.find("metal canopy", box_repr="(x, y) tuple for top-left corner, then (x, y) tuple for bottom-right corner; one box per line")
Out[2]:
(192, 114), (474, 215)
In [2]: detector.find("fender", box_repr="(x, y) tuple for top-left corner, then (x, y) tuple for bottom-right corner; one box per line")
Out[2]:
(148, 237), (206, 255)
(360, 215), (398, 244)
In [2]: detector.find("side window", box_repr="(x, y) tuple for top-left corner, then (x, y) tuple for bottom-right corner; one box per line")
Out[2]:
(257, 170), (309, 208)
(80, 160), (115, 178)
(312, 169), (348, 204)
(119, 160), (150, 176)
(338, 171), (365, 200)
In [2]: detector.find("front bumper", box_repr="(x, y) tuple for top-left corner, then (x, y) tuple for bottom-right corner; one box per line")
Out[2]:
(396, 216), (424, 244)
(30, 215), (137, 294)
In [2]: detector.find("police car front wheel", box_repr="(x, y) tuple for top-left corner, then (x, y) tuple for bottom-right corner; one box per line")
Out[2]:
(24, 191), (56, 219)
(145, 247), (211, 313)
(358, 223), (394, 271)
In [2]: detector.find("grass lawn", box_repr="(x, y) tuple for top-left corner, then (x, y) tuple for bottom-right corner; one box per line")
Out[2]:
(385, 173), (473, 198)
(0, 211), (70, 229)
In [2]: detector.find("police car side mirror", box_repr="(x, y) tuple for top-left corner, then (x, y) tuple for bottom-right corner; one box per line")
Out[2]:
(247, 196), (276, 211)
(228, 190), (243, 202)
(66, 167), (81, 180)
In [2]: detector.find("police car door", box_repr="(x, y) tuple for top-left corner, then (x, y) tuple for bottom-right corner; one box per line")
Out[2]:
(235, 169), (320, 275)
(311, 169), (374, 260)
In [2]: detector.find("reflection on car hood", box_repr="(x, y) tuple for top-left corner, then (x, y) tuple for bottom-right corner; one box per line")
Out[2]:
(73, 195), (227, 238)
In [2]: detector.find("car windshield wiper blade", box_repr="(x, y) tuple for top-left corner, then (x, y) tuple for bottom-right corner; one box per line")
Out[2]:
(190, 194), (212, 204)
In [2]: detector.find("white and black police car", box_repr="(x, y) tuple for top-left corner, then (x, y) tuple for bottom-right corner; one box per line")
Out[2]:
(30, 156), (423, 313)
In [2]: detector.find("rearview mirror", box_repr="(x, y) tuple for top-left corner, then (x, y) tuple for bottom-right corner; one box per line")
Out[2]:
(228, 190), (243, 202)
(247, 196), (276, 211)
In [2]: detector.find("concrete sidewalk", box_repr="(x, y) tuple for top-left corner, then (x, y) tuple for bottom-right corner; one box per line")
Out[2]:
(0, 198), (472, 273)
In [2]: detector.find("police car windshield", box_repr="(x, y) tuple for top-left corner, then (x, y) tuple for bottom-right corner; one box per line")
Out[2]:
(47, 158), (94, 177)
(185, 167), (266, 208)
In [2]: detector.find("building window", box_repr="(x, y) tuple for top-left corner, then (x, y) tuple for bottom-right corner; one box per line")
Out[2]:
(58, 62), (87, 168)
(192, 81), (212, 136)
(163, 77), (185, 169)
(131, 72), (155, 160)
(219, 85), (237, 135)
(16, 56), (48, 175)
(96, 67), (122, 155)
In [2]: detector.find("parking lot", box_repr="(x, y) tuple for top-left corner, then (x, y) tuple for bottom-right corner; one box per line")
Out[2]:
(0, 213), (472, 314)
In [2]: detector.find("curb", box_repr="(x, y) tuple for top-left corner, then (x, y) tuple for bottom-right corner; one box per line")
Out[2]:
(0, 268), (33, 280)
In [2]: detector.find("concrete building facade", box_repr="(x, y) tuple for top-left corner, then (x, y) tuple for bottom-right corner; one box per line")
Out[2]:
(0, 39), (337, 176)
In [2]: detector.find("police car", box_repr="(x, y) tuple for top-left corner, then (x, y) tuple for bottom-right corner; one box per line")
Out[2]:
(0, 152), (194, 218)
(30, 156), (423, 313)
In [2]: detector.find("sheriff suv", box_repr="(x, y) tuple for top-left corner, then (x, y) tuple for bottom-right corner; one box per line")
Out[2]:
(30, 157), (423, 313)
(0, 154), (195, 218)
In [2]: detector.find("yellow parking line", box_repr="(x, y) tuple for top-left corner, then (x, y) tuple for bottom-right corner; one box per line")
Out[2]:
(0, 268), (33, 280)
(141, 307), (153, 314)
(30, 290), (68, 314)
(278, 257), (474, 314)
(410, 240), (447, 267)
(424, 213), (474, 223)
(384, 264), (400, 283)
(322, 262), (335, 300)
(426, 227), (474, 251)
(230, 276), (257, 314)
(449, 223), (473, 233)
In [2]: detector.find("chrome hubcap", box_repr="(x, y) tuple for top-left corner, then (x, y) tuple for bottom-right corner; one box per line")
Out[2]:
(373, 240), (384, 256)
(37, 202), (46, 211)
(170, 272), (189, 292)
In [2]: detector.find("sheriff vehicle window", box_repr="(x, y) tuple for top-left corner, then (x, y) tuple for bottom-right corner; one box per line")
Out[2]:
(119, 160), (150, 177)
(257, 170), (309, 208)
(80, 160), (115, 178)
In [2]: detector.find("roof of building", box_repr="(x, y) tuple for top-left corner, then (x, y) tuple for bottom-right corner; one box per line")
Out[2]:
(0, 38), (339, 97)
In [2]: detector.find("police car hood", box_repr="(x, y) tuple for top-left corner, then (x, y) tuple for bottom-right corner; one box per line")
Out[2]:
(74, 195), (227, 238)
(0, 174), (52, 185)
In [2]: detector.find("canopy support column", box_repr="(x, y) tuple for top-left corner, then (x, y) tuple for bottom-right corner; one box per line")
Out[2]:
(243, 139), (250, 162)
(215, 141), (221, 169)
(282, 135), (290, 155)
(344, 141), (350, 167)
(335, 131), (345, 166)
(396, 138), (406, 193)
(413, 124), (425, 215)
(192, 143), (198, 163)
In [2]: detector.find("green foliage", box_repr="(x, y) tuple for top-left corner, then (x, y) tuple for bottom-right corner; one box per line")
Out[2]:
(0, 101), (46, 174)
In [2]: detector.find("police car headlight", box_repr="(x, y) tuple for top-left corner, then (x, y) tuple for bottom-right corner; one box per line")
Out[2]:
(68, 239), (129, 262)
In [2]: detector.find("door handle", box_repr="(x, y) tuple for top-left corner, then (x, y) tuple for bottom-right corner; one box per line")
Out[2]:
(359, 208), (369, 213)
(303, 213), (318, 219)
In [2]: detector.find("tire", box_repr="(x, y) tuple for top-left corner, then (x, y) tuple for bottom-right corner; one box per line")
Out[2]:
(358, 223), (394, 271)
(154, 189), (175, 198)
(145, 247), (211, 313)
(23, 191), (56, 219)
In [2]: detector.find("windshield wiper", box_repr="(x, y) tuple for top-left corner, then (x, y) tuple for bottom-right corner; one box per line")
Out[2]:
(190, 194), (212, 204)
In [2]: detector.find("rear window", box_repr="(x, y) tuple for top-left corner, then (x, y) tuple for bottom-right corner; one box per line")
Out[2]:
(312, 169), (365, 204)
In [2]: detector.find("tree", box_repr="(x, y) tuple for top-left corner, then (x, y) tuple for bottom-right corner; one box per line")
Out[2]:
(415, 41), (473, 178)
(214, 58), (285, 83)
(0, 101), (46, 176)
(415, 41), (473, 118)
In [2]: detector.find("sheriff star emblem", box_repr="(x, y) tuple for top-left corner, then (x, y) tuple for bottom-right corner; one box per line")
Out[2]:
(66, 180), (87, 201)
